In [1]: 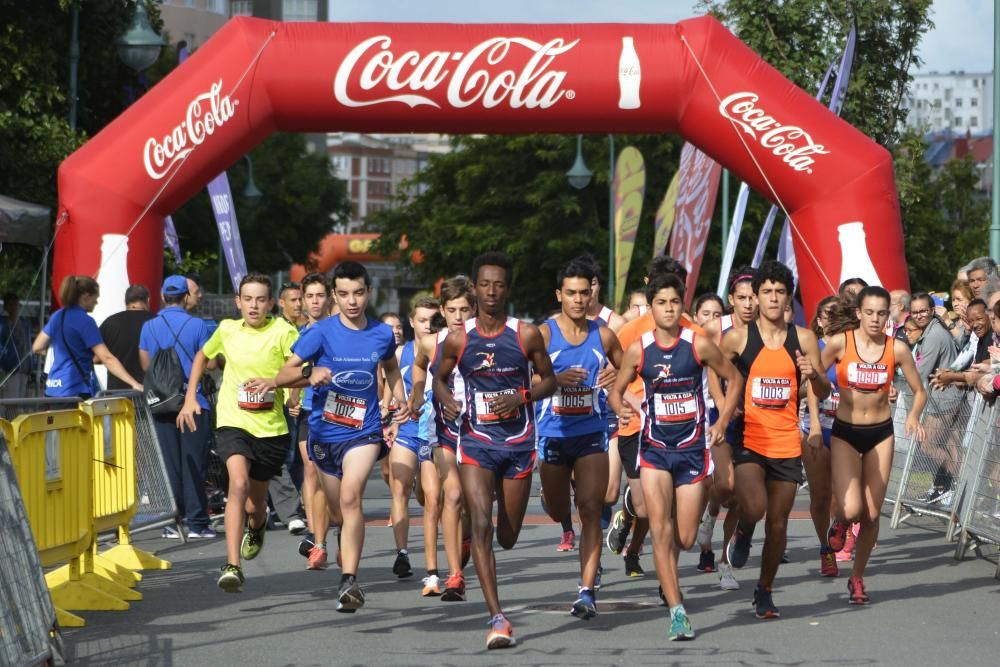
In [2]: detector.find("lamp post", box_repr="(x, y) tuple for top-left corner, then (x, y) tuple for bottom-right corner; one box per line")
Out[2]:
(115, 2), (166, 73)
(567, 134), (617, 307)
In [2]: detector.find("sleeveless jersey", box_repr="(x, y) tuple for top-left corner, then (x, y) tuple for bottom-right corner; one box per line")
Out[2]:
(536, 319), (607, 438)
(594, 306), (615, 328)
(430, 329), (465, 447)
(719, 314), (736, 336)
(397, 341), (429, 442)
(800, 338), (840, 432)
(458, 317), (535, 450)
(638, 328), (706, 450)
(736, 321), (803, 459)
(836, 330), (895, 394)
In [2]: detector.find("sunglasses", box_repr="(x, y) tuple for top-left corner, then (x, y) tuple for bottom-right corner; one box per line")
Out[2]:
(281, 282), (301, 290)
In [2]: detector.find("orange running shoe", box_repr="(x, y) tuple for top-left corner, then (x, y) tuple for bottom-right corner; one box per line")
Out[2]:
(486, 613), (516, 649)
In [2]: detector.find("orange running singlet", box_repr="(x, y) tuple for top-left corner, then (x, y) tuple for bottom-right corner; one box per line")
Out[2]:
(836, 330), (895, 394)
(736, 321), (802, 459)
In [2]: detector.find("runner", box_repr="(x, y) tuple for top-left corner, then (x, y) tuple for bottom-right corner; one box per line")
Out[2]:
(278, 281), (307, 328)
(387, 296), (440, 588)
(275, 261), (409, 612)
(432, 251), (557, 649)
(800, 296), (842, 577)
(610, 272), (743, 640)
(702, 267), (756, 590)
(409, 275), (477, 602)
(535, 258), (623, 620)
(177, 273), (299, 593)
(718, 260), (830, 619)
(822, 286), (926, 604)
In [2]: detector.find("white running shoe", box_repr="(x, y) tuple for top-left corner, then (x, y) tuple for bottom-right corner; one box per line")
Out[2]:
(697, 510), (717, 548)
(718, 562), (739, 591)
(287, 517), (307, 534)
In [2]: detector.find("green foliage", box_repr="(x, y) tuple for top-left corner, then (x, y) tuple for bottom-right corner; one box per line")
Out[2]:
(370, 134), (682, 315)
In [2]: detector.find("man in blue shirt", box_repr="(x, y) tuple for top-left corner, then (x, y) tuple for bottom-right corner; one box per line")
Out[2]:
(139, 275), (214, 538)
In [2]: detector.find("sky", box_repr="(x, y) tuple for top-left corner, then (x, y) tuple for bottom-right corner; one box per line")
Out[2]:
(328, 0), (992, 74)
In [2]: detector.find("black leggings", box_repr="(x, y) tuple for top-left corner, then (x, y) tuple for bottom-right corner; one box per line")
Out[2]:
(831, 418), (893, 455)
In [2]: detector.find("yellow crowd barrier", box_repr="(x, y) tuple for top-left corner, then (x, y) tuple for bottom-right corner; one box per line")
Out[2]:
(6, 399), (172, 627)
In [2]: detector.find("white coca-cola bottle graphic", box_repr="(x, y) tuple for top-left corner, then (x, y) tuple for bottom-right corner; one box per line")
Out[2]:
(837, 222), (882, 287)
(91, 234), (131, 326)
(618, 37), (641, 109)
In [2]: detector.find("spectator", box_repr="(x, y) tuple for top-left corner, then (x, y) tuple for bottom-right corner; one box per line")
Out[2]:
(1, 292), (32, 398)
(139, 275), (214, 539)
(965, 257), (997, 299)
(933, 299), (990, 388)
(99, 284), (155, 391)
(889, 289), (910, 337)
(975, 299), (1000, 399)
(31, 275), (141, 398)
(184, 273), (204, 313)
(949, 279), (974, 343)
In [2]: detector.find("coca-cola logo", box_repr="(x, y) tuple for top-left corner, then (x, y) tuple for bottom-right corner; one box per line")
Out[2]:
(718, 92), (830, 174)
(143, 80), (238, 180)
(333, 35), (578, 110)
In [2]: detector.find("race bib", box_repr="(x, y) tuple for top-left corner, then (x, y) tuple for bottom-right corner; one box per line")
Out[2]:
(847, 362), (889, 392)
(552, 386), (594, 417)
(654, 391), (698, 424)
(474, 389), (517, 424)
(751, 377), (792, 409)
(238, 384), (274, 411)
(820, 390), (840, 417)
(322, 392), (367, 430)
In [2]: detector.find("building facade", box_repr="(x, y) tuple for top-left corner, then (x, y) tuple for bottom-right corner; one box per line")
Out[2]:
(902, 71), (994, 134)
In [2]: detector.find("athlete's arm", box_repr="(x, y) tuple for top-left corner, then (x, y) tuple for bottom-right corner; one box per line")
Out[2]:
(382, 352), (410, 423)
(608, 341), (641, 426)
(594, 326), (624, 391)
(177, 350), (208, 433)
(795, 327), (831, 401)
(408, 334), (435, 415)
(805, 383), (823, 448)
(433, 329), (465, 422)
(695, 335), (744, 447)
(275, 353), (318, 389)
(493, 323), (556, 416)
(895, 337), (927, 442)
(820, 333), (846, 372)
(606, 310), (627, 334)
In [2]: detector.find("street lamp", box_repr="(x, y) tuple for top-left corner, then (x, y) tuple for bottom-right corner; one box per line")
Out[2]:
(243, 155), (263, 199)
(566, 134), (617, 307)
(115, 2), (165, 73)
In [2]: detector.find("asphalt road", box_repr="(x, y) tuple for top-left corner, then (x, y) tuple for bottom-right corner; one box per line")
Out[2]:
(63, 477), (1000, 667)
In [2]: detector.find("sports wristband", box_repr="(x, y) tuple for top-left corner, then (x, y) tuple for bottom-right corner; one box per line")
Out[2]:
(518, 388), (532, 405)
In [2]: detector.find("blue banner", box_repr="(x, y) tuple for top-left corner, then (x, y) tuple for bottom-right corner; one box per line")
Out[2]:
(206, 174), (248, 292)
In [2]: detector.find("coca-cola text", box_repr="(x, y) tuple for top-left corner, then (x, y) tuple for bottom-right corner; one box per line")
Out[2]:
(718, 92), (830, 174)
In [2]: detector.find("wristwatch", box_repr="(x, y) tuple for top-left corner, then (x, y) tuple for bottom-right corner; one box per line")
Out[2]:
(518, 388), (532, 405)
(301, 364), (312, 379)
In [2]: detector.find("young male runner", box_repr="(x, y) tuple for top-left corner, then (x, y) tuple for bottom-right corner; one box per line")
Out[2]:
(409, 276), (477, 601)
(536, 259), (623, 619)
(387, 296), (441, 589)
(433, 251), (557, 649)
(178, 273), (299, 593)
(611, 272), (744, 640)
(719, 260), (830, 618)
(275, 261), (409, 612)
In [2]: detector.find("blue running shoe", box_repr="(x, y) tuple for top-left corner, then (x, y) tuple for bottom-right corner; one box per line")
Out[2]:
(571, 588), (598, 620)
(600, 504), (613, 530)
(668, 606), (695, 640)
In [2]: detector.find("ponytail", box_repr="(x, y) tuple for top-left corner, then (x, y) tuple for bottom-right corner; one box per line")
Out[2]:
(59, 275), (98, 307)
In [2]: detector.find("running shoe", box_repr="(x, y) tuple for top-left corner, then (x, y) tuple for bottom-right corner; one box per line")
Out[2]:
(595, 564), (603, 590)
(848, 576), (870, 605)
(486, 614), (516, 649)
(188, 527), (217, 539)
(307, 546), (328, 570)
(827, 520), (850, 553)
(571, 587), (598, 620)
(697, 550), (717, 573)
(461, 537), (472, 569)
(217, 563), (244, 593)
(917, 487), (946, 504)
(441, 573), (466, 602)
(557, 529), (576, 552)
(718, 562), (739, 591)
(727, 522), (755, 569)
(422, 574), (442, 596)
(696, 509), (717, 548)
(600, 504), (613, 530)
(836, 524), (856, 562)
(287, 517), (307, 535)
(624, 552), (645, 577)
(752, 585), (780, 619)
(392, 550), (413, 578)
(240, 517), (266, 561)
(336, 577), (365, 613)
(819, 548), (839, 577)
(298, 532), (315, 558)
(162, 526), (182, 539)
(668, 606), (696, 641)
(605, 510), (630, 555)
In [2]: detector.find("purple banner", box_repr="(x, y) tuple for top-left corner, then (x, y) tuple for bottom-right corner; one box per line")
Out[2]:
(206, 173), (248, 292)
(163, 215), (182, 264)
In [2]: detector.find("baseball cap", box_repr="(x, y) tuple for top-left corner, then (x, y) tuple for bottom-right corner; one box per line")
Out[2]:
(162, 275), (189, 296)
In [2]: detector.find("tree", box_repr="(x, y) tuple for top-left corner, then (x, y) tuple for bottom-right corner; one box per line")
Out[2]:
(370, 134), (683, 315)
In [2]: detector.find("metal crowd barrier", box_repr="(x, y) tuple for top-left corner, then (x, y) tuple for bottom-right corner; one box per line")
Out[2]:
(1, 397), (81, 421)
(954, 400), (1000, 578)
(0, 429), (60, 666)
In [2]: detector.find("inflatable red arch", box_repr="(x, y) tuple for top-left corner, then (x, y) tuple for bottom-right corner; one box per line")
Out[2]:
(56, 15), (907, 315)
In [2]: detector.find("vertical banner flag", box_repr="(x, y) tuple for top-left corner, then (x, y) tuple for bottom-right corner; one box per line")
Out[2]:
(669, 143), (723, 307)
(163, 215), (182, 264)
(613, 147), (646, 311)
(206, 174), (249, 291)
(751, 206), (779, 268)
(652, 171), (680, 258)
(715, 181), (751, 296)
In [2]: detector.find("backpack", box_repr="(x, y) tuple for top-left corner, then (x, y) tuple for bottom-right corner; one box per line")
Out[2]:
(144, 315), (191, 415)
